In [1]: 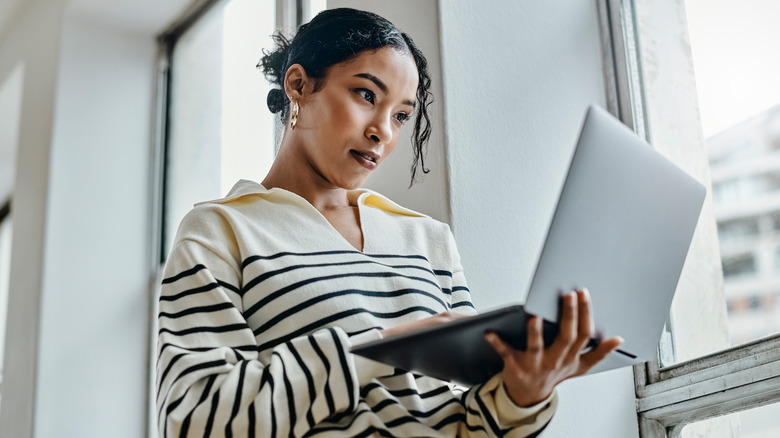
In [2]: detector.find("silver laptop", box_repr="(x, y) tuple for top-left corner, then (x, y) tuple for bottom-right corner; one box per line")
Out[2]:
(352, 105), (706, 385)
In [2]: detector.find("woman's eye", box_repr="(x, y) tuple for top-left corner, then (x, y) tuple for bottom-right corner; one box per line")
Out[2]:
(394, 112), (409, 123)
(357, 89), (375, 104)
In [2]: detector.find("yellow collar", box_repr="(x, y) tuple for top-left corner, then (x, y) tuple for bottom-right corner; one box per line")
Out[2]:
(197, 179), (426, 218)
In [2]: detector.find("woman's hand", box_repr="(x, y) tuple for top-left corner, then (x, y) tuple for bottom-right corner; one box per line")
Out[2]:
(484, 289), (623, 407)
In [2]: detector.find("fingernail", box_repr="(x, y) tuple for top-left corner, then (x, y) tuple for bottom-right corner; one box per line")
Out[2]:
(582, 288), (590, 298)
(485, 333), (496, 343)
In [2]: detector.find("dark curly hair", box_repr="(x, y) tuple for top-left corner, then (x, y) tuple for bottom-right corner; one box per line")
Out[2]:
(257, 8), (433, 186)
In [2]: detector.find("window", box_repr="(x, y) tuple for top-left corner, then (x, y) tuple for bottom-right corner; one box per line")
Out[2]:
(712, 177), (760, 206)
(717, 217), (759, 244)
(158, 0), (327, 261)
(680, 400), (780, 438)
(599, 0), (780, 436)
(149, 1), (325, 435)
(722, 253), (756, 278)
(160, 0), (278, 260)
(684, 0), (780, 353)
(0, 60), (22, 414)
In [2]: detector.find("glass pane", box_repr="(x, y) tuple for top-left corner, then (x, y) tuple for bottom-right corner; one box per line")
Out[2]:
(0, 61), (23, 412)
(674, 0), (780, 357)
(680, 401), (780, 438)
(1, 63), (23, 208)
(163, 0), (278, 258)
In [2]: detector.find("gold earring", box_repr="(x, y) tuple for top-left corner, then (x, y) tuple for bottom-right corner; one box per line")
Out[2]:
(290, 100), (299, 130)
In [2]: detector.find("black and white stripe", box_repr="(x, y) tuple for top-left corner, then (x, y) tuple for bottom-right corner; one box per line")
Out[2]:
(156, 182), (555, 437)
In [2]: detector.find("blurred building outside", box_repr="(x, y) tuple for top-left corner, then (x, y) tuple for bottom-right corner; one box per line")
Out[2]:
(708, 103), (780, 346)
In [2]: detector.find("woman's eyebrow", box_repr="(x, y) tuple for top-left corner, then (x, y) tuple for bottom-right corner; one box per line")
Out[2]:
(354, 73), (416, 108)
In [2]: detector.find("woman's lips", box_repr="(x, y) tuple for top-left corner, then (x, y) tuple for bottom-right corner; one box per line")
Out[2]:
(351, 150), (378, 170)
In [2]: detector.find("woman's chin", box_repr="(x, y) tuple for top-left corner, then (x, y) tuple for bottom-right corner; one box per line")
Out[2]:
(336, 173), (372, 190)
(341, 179), (369, 190)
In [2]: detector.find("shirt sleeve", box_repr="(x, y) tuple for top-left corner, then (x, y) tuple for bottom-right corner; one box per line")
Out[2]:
(457, 376), (557, 437)
(156, 238), (393, 438)
(443, 225), (558, 436)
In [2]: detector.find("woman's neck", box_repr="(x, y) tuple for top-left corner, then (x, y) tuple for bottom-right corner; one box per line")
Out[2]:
(262, 146), (351, 212)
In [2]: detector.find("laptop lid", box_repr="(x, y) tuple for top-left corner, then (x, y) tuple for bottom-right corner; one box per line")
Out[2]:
(352, 105), (705, 384)
(524, 105), (706, 361)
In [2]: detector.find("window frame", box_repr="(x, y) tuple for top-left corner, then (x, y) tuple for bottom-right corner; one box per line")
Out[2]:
(637, 335), (780, 435)
(598, 0), (780, 436)
(146, 1), (307, 435)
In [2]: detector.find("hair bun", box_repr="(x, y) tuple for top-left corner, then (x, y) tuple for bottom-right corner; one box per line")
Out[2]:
(266, 88), (287, 113)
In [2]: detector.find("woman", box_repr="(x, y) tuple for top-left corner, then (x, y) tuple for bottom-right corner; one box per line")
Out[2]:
(156, 8), (623, 437)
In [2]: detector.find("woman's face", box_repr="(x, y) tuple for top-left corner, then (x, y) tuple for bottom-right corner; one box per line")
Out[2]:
(292, 46), (419, 190)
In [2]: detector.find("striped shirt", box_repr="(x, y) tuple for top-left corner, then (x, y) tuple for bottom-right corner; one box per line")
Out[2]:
(156, 179), (556, 437)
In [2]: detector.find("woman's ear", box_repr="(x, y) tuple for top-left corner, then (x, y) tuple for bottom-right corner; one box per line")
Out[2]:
(283, 64), (309, 103)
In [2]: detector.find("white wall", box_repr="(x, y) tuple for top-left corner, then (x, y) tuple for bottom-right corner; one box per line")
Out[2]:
(326, 1), (640, 436)
(33, 11), (157, 437)
(0, 0), (188, 436)
(438, 1), (639, 436)
(338, 1), (642, 436)
(0, 0), (66, 436)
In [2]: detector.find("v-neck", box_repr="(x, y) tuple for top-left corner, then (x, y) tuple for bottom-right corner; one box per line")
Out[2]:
(207, 181), (427, 254)
(269, 187), (371, 253)
(316, 201), (368, 253)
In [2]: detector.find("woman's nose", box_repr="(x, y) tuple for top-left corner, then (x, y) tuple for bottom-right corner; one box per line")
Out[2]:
(366, 114), (392, 144)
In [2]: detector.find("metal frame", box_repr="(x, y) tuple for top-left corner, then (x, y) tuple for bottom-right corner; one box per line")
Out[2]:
(148, 2), (232, 436)
(637, 335), (780, 430)
(596, 0), (647, 140)
(598, 0), (780, 436)
(145, 41), (170, 438)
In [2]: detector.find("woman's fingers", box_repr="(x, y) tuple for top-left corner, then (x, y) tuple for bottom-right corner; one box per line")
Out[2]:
(485, 317), (545, 372)
(485, 332), (514, 362)
(487, 288), (622, 377)
(579, 336), (624, 373)
(526, 316), (544, 366)
(547, 291), (578, 360)
(380, 311), (470, 338)
(489, 288), (625, 406)
(570, 289), (595, 359)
